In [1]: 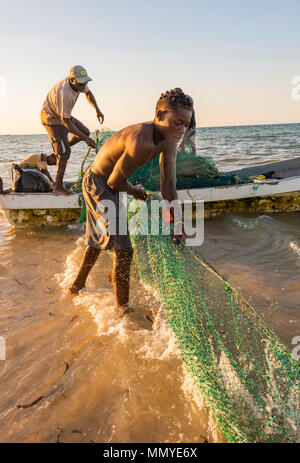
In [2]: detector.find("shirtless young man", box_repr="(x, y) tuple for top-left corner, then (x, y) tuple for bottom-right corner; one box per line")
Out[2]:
(69, 88), (193, 313)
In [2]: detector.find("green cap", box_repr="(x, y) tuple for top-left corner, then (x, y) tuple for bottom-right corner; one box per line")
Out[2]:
(69, 65), (92, 84)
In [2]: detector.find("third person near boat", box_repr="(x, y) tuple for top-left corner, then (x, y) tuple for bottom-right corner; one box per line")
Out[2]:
(18, 153), (57, 187)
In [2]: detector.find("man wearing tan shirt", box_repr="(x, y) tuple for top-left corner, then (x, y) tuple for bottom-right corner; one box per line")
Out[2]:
(41, 65), (104, 195)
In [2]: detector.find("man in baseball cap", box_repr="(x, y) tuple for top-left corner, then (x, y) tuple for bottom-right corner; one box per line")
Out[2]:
(41, 65), (104, 195)
(69, 65), (92, 84)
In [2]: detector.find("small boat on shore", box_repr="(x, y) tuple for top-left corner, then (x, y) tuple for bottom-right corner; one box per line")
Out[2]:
(1, 157), (300, 228)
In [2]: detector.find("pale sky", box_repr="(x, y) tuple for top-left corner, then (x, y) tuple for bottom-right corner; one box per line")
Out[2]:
(1, 0), (300, 134)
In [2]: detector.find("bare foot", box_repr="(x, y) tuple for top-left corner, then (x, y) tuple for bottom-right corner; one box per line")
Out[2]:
(118, 304), (134, 316)
(52, 188), (73, 196)
(68, 282), (84, 294)
(146, 307), (161, 325)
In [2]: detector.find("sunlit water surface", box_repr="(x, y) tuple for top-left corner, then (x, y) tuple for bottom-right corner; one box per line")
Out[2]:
(0, 124), (299, 442)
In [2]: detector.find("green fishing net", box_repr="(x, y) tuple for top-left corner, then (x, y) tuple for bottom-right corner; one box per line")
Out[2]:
(89, 130), (248, 191)
(128, 195), (300, 443)
(78, 131), (299, 442)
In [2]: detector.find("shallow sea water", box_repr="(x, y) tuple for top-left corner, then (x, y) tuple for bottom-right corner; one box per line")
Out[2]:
(0, 124), (299, 442)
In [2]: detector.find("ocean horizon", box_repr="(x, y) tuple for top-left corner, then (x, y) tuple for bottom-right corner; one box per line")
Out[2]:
(1, 121), (300, 137)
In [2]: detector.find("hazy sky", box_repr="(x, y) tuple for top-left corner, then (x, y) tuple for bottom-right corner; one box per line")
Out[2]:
(1, 0), (300, 134)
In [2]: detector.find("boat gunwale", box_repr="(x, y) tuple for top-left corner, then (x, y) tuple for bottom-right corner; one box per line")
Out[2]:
(0, 175), (300, 211)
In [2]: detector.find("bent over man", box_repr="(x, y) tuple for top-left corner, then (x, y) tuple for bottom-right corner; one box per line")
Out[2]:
(69, 88), (192, 314)
(19, 153), (57, 186)
(41, 65), (104, 194)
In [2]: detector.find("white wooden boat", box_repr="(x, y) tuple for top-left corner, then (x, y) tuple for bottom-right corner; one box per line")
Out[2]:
(1, 157), (300, 227)
(0, 192), (82, 227)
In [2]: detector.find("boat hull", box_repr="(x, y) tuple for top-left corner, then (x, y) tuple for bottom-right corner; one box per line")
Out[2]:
(1, 171), (300, 226)
(201, 190), (300, 218)
(1, 207), (81, 227)
(1, 191), (300, 227)
(0, 192), (82, 227)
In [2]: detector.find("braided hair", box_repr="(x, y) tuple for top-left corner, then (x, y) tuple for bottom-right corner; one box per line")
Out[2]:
(155, 88), (193, 114)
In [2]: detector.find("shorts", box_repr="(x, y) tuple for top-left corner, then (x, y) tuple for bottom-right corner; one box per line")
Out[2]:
(83, 167), (132, 250)
(43, 117), (90, 160)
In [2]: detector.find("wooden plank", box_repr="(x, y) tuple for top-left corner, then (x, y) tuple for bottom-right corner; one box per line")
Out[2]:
(0, 193), (81, 210)
(177, 177), (300, 203)
(1, 176), (300, 211)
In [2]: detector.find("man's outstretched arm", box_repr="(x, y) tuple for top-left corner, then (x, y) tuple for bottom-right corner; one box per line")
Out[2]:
(85, 90), (104, 124)
(41, 168), (55, 185)
(159, 142), (178, 203)
(160, 144), (185, 242)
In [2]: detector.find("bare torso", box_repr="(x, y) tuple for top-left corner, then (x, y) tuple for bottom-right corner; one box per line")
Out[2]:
(91, 122), (164, 179)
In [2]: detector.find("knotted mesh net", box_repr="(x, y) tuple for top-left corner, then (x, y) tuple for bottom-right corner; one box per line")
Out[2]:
(81, 130), (299, 442)
(128, 195), (299, 443)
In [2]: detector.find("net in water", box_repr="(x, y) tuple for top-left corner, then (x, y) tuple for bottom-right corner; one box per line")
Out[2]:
(80, 131), (299, 442)
(128, 195), (299, 443)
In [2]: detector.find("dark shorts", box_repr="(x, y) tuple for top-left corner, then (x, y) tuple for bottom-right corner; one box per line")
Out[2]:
(83, 167), (132, 251)
(43, 117), (90, 160)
